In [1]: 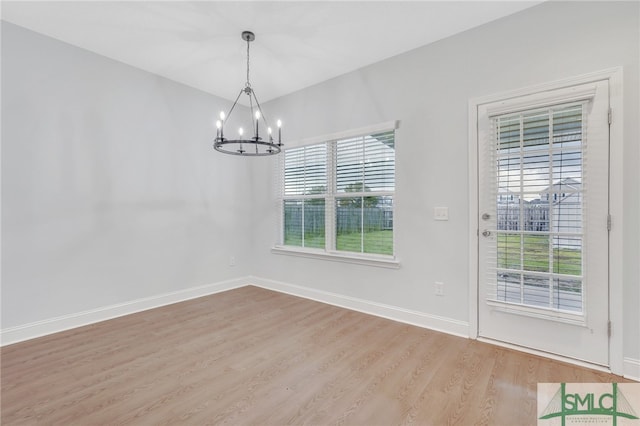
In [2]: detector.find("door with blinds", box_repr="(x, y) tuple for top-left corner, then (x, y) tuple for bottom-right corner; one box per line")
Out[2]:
(477, 80), (610, 366)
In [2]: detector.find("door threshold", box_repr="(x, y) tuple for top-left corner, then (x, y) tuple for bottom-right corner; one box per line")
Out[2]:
(477, 337), (613, 375)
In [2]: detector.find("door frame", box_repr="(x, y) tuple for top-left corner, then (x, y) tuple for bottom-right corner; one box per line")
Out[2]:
(468, 67), (624, 375)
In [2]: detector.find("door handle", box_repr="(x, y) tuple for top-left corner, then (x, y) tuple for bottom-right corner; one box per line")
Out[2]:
(482, 230), (491, 237)
(482, 213), (490, 220)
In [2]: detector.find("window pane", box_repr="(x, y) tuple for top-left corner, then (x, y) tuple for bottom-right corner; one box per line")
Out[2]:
(284, 200), (302, 246)
(522, 111), (549, 150)
(284, 148), (305, 196)
(551, 151), (581, 182)
(522, 152), (550, 193)
(336, 138), (364, 193)
(552, 105), (582, 149)
(336, 196), (393, 255)
(525, 203), (549, 232)
(496, 197), (521, 231)
(284, 144), (326, 196)
(523, 234), (549, 273)
(283, 199), (325, 249)
(553, 277), (582, 312)
(304, 199), (325, 249)
(364, 133), (395, 192)
(497, 272), (521, 304)
(304, 145), (327, 196)
(336, 197), (362, 252)
(553, 236), (581, 276)
(497, 155), (521, 193)
(522, 274), (550, 308)
(497, 233), (521, 270)
(337, 131), (395, 194)
(497, 116), (520, 154)
(363, 196), (393, 255)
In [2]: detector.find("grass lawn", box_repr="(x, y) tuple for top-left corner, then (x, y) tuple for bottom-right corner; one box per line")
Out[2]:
(337, 230), (393, 255)
(497, 233), (581, 276)
(284, 232), (325, 249)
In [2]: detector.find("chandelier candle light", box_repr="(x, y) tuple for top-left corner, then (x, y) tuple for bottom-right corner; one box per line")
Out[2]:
(213, 31), (283, 156)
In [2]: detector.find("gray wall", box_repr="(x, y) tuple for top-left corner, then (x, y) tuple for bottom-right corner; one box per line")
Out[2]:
(1, 22), (253, 328)
(254, 2), (640, 361)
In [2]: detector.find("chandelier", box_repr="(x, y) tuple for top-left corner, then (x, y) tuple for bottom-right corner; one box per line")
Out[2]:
(213, 31), (282, 156)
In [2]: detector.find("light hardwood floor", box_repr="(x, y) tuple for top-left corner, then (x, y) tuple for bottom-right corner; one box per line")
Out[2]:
(1, 286), (632, 425)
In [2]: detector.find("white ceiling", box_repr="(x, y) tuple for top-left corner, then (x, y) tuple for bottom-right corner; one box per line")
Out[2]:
(2, 1), (542, 104)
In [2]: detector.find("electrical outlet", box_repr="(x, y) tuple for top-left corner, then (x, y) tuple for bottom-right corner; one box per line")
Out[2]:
(435, 282), (444, 296)
(229, 256), (236, 267)
(434, 207), (449, 221)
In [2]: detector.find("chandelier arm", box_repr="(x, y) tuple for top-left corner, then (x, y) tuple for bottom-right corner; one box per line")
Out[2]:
(248, 92), (255, 127)
(250, 90), (270, 129)
(226, 88), (245, 123)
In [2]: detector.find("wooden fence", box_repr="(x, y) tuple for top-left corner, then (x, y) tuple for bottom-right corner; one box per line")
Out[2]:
(284, 205), (392, 235)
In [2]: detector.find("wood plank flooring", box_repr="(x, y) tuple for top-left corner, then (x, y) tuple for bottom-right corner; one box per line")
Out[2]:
(1, 286), (632, 425)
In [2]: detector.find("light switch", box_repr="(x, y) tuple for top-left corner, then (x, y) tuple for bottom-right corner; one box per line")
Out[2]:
(434, 207), (449, 221)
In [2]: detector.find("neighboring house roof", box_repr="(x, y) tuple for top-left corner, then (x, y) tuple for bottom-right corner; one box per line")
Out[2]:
(539, 177), (581, 194)
(539, 177), (582, 204)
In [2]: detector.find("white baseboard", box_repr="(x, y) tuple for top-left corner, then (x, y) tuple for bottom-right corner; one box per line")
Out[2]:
(248, 276), (470, 338)
(624, 357), (640, 382)
(0, 277), (249, 347)
(3, 274), (634, 381)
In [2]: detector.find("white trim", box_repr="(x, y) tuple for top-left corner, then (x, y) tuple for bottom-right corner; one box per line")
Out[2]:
(248, 276), (469, 338)
(0, 277), (248, 347)
(478, 337), (613, 374)
(471, 68), (622, 109)
(623, 358), (640, 382)
(468, 99), (479, 339)
(468, 67), (624, 374)
(289, 120), (399, 148)
(606, 67), (624, 376)
(486, 85), (597, 117)
(271, 245), (400, 269)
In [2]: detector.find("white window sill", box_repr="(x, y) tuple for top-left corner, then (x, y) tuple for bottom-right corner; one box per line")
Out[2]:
(271, 246), (400, 269)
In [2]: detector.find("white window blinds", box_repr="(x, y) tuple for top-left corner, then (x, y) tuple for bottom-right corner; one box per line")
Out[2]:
(284, 144), (327, 196)
(488, 102), (586, 313)
(335, 131), (395, 255)
(283, 145), (327, 249)
(282, 128), (395, 257)
(336, 132), (395, 193)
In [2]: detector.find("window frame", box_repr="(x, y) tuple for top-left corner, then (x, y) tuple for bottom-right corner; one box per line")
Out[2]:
(273, 121), (400, 269)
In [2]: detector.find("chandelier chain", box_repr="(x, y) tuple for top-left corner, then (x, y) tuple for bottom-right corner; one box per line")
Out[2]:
(246, 38), (251, 87)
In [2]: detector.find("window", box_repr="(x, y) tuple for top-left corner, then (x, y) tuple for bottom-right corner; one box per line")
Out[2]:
(282, 144), (327, 249)
(280, 126), (396, 259)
